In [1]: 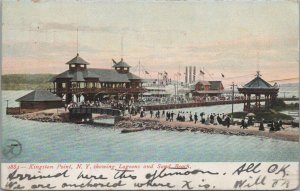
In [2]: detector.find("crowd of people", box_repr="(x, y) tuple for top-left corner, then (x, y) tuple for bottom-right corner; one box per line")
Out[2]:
(139, 109), (232, 128)
(268, 120), (284, 132)
(139, 109), (286, 132)
(137, 96), (189, 106)
(65, 100), (107, 111)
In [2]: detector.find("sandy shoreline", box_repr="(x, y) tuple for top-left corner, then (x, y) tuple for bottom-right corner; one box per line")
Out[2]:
(115, 116), (299, 142)
(11, 108), (299, 142)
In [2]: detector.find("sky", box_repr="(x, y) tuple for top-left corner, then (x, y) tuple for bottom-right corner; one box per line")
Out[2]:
(2, 0), (299, 87)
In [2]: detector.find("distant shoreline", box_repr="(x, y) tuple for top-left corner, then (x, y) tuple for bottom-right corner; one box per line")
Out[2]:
(1, 74), (54, 90)
(1, 74), (299, 90)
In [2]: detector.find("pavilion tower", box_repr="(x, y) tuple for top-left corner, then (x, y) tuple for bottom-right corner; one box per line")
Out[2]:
(112, 58), (131, 74)
(66, 53), (90, 71)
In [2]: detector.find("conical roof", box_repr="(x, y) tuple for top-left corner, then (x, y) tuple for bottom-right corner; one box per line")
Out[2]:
(65, 53), (90, 65)
(243, 71), (277, 89)
(16, 90), (62, 102)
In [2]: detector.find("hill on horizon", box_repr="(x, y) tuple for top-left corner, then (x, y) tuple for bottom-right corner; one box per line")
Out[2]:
(1, 74), (55, 90)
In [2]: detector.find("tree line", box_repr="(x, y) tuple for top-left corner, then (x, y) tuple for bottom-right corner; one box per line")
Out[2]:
(1, 74), (55, 90)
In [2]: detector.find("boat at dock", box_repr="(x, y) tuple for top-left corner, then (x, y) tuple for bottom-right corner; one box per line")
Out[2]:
(121, 128), (146, 133)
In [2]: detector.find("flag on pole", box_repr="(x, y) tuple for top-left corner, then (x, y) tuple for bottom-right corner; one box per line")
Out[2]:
(145, 71), (149, 74)
(164, 71), (168, 75)
(158, 72), (163, 75)
(177, 72), (181, 76)
(200, 70), (205, 75)
(221, 73), (225, 78)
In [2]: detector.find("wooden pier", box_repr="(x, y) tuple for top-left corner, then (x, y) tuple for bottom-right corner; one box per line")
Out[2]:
(68, 106), (122, 123)
(141, 97), (299, 111)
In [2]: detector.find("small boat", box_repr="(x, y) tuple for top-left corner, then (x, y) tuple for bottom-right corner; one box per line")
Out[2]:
(121, 128), (146, 133)
(75, 120), (93, 124)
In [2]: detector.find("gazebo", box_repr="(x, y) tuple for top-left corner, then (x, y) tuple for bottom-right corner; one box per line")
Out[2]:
(238, 71), (279, 112)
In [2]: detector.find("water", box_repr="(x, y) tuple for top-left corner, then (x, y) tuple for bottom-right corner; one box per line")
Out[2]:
(1, 91), (299, 163)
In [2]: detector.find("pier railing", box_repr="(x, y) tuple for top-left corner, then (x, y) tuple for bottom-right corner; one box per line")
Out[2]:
(140, 97), (299, 111)
(141, 100), (245, 111)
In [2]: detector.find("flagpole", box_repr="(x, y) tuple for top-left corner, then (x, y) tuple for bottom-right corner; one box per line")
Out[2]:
(158, 72), (160, 100)
(179, 64), (181, 83)
(76, 28), (78, 54)
(139, 60), (140, 78)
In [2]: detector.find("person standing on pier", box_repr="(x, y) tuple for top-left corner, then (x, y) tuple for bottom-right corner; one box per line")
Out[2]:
(162, 110), (165, 117)
(274, 120), (280, 131)
(205, 116), (210, 125)
(140, 110), (144, 118)
(240, 118), (245, 129)
(194, 113), (198, 124)
(176, 112), (180, 121)
(278, 120), (284, 130)
(213, 114), (218, 125)
(189, 112), (193, 122)
(210, 114), (214, 124)
(259, 120), (264, 131)
(217, 114), (223, 125)
(240, 118), (247, 129)
(269, 121), (275, 132)
(224, 115), (230, 128)
(171, 111), (174, 121)
(150, 110), (153, 118)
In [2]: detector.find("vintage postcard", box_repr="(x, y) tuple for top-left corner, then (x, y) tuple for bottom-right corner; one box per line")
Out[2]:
(1, 0), (299, 190)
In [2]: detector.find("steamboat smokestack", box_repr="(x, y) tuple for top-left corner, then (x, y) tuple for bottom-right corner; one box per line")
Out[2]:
(185, 66), (188, 84)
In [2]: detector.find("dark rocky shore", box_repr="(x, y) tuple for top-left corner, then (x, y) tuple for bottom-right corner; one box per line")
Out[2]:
(13, 112), (69, 123)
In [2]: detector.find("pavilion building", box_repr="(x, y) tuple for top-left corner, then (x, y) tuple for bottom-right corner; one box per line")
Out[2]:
(237, 71), (279, 112)
(16, 90), (63, 109)
(49, 54), (144, 103)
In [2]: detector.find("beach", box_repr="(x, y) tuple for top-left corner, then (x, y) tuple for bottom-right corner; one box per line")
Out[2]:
(115, 115), (299, 142)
